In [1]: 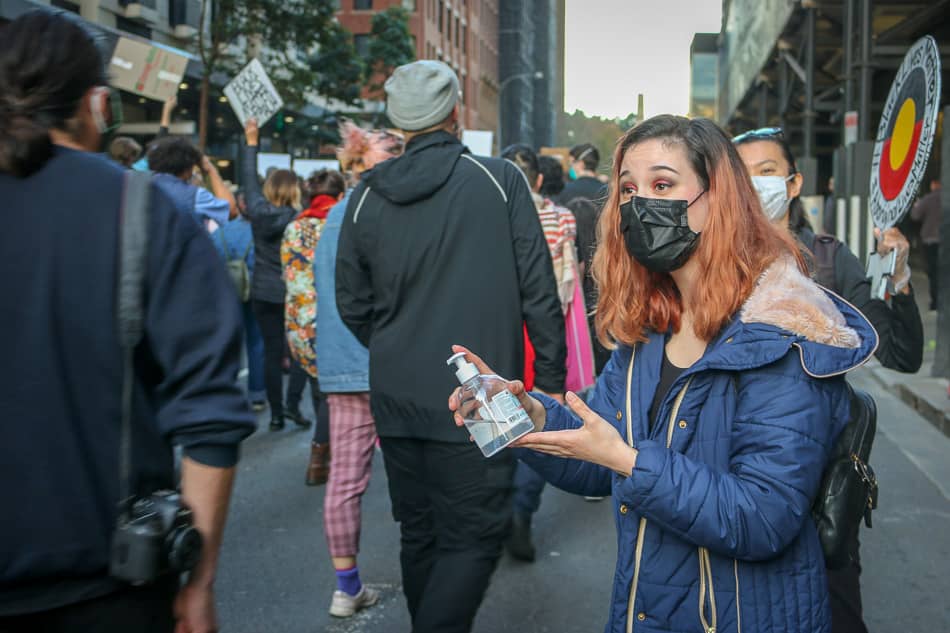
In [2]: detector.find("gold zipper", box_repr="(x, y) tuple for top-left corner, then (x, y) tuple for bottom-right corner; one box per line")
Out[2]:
(734, 559), (742, 633)
(698, 547), (718, 633)
(624, 344), (693, 633)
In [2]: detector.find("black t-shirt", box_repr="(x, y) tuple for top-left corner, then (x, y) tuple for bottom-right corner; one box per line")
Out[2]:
(648, 350), (687, 433)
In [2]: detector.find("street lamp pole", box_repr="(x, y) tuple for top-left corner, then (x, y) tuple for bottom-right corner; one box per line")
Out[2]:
(498, 71), (543, 148)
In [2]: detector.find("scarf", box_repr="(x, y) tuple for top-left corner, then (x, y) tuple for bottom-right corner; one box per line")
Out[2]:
(299, 194), (337, 220)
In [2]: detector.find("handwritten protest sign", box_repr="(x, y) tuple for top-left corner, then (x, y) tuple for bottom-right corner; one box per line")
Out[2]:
(110, 37), (188, 102)
(223, 59), (284, 126)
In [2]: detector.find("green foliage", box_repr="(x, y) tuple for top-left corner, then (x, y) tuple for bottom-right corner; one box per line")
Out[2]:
(556, 110), (627, 172)
(199, 0), (362, 109)
(365, 7), (416, 93)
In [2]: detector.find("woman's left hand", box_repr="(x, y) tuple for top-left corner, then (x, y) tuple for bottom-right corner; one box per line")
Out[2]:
(874, 227), (911, 293)
(512, 391), (638, 476)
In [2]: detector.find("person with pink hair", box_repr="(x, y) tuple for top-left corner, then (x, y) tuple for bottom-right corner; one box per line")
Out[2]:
(312, 121), (404, 617)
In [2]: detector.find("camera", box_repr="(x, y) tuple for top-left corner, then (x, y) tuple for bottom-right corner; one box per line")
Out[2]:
(109, 490), (202, 585)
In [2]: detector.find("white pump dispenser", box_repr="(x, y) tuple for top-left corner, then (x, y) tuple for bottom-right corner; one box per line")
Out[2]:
(447, 352), (479, 385)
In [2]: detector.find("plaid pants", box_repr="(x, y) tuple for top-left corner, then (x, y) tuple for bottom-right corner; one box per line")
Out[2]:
(323, 393), (377, 557)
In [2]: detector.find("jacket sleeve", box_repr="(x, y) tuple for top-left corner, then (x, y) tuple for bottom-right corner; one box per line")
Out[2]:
(505, 163), (567, 393)
(335, 184), (375, 347)
(145, 186), (257, 467)
(614, 360), (848, 562)
(513, 350), (628, 497)
(834, 242), (923, 372)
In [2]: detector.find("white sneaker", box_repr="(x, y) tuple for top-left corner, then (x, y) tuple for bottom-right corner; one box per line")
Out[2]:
(329, 586), (380, 618)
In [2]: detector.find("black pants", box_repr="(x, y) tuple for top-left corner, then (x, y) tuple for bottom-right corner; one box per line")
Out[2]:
(0, 578), (177, 633)
(925, 243), (939, 310)
(380, 437), (514, 633)
(827, 530), (868, 633)
(252, 299), (328, 441)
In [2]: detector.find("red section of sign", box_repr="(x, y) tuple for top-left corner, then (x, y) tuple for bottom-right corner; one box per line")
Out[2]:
(879, 119), (923, 201)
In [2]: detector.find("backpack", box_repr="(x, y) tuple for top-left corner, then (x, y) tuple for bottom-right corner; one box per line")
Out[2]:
(217, 229), (252, 303)
(808, 234), (880, 569)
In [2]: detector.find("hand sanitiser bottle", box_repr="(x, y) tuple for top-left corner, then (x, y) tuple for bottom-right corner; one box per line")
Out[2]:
(447, 352), (535, 457)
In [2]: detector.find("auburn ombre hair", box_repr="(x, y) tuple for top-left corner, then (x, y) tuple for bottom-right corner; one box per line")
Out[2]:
(592, 115), (805, 346)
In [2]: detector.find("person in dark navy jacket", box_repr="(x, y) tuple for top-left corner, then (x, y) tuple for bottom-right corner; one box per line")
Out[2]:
(450, 115), (877, 633)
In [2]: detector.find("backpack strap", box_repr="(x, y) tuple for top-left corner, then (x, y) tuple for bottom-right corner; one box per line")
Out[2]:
(812, 235), (840, 293)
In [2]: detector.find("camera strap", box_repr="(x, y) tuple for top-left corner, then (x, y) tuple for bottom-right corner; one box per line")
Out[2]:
(116, 170), (151, 520)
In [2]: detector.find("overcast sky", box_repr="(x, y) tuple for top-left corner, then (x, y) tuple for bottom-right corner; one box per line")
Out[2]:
(563, 0), (723, 120)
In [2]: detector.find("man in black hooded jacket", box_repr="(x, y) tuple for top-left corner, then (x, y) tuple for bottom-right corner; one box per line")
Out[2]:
(336, 60), (566, 631)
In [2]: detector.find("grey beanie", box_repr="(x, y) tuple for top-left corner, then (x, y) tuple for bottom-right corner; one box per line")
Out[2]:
(385, 60), (460, 131)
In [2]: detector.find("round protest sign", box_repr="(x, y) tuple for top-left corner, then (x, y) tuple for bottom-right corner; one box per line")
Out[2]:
(869, 36), (941, 229)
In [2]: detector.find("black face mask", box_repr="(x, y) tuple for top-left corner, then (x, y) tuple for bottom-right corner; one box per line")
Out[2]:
(619, 192), (705, 273)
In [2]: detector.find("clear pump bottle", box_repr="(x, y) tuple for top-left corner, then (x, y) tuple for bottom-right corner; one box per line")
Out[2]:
(447, 352), (535, 457)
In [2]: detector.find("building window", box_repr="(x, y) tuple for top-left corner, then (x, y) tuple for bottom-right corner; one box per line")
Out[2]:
(354, 0), (372, 10)
(354, 34), (370, 57)
(438, 0), (444, 32)
(462, 24), (467, 54)
(402, 0), (417, 10)
(115, 16), (152, 39)
(455, 17), (460, 47)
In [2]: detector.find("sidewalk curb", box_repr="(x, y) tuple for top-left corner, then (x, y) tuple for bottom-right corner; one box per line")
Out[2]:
(864, 366), (950, 439)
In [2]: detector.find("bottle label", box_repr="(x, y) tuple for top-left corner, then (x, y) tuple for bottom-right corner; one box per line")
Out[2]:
(489, 389), (530, 427)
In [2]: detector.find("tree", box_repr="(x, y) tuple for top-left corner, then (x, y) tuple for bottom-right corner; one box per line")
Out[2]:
(195, 0), (363, 150)
(364, 7), (416, 99)
(556, 110), (626, 171)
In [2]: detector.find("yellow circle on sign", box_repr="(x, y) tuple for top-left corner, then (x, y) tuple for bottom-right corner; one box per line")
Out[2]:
(889, 98), (916, 170)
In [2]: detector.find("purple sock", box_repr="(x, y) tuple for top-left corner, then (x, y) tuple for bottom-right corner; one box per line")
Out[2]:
(335, 565), (362, 596)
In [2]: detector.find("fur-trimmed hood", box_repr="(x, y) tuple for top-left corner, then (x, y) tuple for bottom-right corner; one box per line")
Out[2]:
(703, 256), (878, 378)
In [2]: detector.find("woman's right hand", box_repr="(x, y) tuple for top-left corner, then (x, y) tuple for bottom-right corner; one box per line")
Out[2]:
(245, 118), (259, 147)
(446, 344), (547, 432)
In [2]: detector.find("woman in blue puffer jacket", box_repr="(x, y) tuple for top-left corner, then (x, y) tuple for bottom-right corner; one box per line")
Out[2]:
(449, 115), (877, 633)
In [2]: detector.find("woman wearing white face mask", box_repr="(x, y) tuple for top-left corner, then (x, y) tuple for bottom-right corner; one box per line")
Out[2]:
(734, 127), (922, 374)
(735, 127), (924, 633)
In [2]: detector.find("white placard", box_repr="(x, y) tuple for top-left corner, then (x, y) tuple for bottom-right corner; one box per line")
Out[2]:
(257, 153), (292, 179)
(223, 59), (284, 126)
(293, 159), (341, 176)
(462, 130), (494, 157)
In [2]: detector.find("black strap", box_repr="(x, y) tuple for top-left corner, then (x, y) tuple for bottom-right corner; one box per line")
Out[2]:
(116, 170), (151, 517)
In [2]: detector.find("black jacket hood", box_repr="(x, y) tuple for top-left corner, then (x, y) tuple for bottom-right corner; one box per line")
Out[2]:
(362, 130), (466, 204)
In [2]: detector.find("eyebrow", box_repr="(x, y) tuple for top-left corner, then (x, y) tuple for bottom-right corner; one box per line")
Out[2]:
(619, 165), (680, 178)
(753, 159), (779, 168)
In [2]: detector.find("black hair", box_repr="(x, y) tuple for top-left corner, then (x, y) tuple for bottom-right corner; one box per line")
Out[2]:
(538, 155), (565, 197)
(147, 136), (202, 177)
(501, 143), (540, 187)
(0, 11), (106, 178)
(306, 169), (346, 200)
(733, 131), (812, 233)
(570, 142), (600, 172)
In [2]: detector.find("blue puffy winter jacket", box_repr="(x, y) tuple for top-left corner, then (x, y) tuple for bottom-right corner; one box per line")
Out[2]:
(520, 258), (878, 633)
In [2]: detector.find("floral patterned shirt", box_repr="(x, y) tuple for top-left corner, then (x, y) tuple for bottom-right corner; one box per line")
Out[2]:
(280, 217), (324, 378)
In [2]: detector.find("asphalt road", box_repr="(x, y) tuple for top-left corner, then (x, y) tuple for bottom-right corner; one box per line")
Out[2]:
(215, 366), (950, 633)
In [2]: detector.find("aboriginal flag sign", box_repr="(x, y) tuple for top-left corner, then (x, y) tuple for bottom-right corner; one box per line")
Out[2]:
(869, 36), (942, 229)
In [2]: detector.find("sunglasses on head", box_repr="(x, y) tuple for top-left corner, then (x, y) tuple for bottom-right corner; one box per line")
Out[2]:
(731, 127), (784, 144)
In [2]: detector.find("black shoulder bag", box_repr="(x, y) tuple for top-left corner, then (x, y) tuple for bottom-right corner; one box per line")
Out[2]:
(808, 234), (880, 569)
